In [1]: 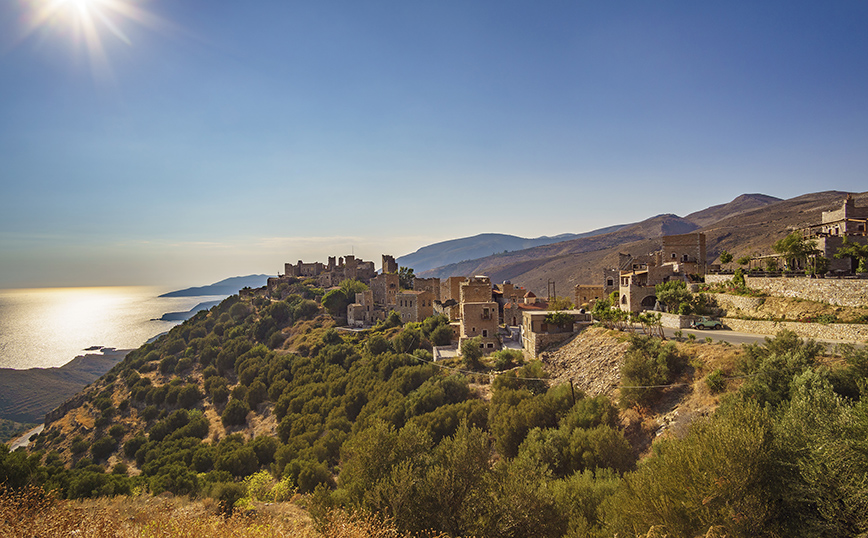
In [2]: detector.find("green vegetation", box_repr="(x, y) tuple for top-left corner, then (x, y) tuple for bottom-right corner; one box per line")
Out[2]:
(398, 266), (415, 290)
(835, 237), (868, 273)
(4, 272), (868, 538)
(773, 231), (825, 273)
(547, 295), (575, 311)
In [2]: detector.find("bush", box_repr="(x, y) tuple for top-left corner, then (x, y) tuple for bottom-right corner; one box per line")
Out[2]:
(430, 324), (454, 346)
(108, 424), (125, 440)
(461, 337), (483, 370)
(492, 349), (524, 371)
(604, 401), (784, 537)
(90, 437), (118, 461)
(221, 399), (249, 427)
(706, 369), (726, 393)
(619, 335), (685, 408)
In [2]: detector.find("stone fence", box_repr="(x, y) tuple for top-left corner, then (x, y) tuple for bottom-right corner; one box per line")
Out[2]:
(721, 318), (868, 343)
(705, 274), (868, 308)
(656, 312), (697, 329)
(706, 293), (765, 313)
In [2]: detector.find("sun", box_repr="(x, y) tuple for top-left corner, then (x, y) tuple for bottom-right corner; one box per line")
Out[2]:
(19, 0), (163, 80)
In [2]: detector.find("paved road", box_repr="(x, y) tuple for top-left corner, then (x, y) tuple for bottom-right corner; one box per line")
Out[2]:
(661, 327), (768, 346)
(7, 424), (44, 451)
(661, 326), (863, 349)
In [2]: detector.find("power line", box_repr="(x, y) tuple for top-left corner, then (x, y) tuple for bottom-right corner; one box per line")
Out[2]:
(409, 351), (754, 389)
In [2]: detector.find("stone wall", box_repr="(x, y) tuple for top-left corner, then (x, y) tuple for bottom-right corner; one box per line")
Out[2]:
(705, 274), (868, 307)
(524, 331), (576, 358)
(706, 293), (765, 314)
(721, 317), (868, 342)
(656, 312), (697, 329)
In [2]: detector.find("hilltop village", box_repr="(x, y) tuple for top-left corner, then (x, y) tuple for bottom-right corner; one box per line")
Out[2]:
(263, 197), (868, 358)
(5, 196), (868, 538)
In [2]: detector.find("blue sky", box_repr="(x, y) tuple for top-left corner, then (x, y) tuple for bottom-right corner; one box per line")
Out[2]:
(1, 1), (867, 288)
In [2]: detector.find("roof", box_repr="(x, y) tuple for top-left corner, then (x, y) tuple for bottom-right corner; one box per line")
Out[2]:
(524, 291), (536, 298)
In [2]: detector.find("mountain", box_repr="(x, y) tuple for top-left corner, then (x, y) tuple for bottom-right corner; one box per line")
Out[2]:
(418, 213), (701, 282)
(396, 225), (628, 274)
(0, 349), (127, 423)
(684, 193), (781, 228)
(159, 275), (273, 297)
(417, 191), (864, 296)
(156, 300), (223, 322)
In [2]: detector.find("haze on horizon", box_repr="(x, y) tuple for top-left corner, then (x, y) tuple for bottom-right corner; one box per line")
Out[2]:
(1, 1), (867, 289)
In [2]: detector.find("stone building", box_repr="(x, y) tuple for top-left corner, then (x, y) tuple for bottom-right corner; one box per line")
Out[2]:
(382, 255), (398, 274)
(801, 195), (868, 273)
(521, 310), (593, 358)
(575, 285), (605, 307)
(285, 260), (324, 278)
(413, 277), (441, 302)
(460, 276), (493, 303)
(660, 232), (707, 275)
(459, 301), (500, 352)
(502, 300), (545, 327)
(370, 272), (399, 308)
(396, 290), (434, 323)
(348, 289), (383, 328)
(436, 276), (466, 320)
(617, 233), (707, 312)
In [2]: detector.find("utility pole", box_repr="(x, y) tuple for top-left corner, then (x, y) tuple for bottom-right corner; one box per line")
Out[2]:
(547, 280), (556, 302)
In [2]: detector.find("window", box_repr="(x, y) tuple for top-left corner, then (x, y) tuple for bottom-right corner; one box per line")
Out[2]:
(482, 308), (491, 320)
(487, 343), (494, 348)
(482, 329), (488, 337)
(671, 253), (677, 259)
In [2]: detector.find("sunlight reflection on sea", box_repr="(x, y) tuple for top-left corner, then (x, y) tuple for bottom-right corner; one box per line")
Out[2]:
(0, 287), (225, 370)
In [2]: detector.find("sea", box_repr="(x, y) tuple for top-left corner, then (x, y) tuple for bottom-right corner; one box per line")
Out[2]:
(0, 286), (226, 370)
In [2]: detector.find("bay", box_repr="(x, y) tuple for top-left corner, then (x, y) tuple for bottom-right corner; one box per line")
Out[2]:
(0, 286), (227, 370)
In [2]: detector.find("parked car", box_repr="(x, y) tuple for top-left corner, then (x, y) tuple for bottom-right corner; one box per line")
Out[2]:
(691, 317), (723, 330)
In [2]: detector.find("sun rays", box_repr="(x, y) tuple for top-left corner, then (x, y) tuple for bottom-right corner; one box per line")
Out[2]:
(17, 0), (165, 82)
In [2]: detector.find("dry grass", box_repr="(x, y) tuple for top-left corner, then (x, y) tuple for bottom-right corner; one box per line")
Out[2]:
(0, 486), (450, 538)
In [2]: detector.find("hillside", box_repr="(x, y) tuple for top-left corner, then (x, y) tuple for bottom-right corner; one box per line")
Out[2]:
(160, 275), (273, 298)
(396, 225), (628, 274)
(0, 350), (126, 423)
(419, 213), (701, 288)
(8, 272), (868, 537)
(419, 190), (865, 295)
(683, 193), (781, 227)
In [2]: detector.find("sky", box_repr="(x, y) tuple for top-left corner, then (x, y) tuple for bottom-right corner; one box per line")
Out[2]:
(1, 1), (867, 289)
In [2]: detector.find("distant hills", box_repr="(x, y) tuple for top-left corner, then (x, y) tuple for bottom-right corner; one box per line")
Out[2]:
(0, 349), (127, 423)
(156, 300), (223, 322)
(160, 275), (273, 298)
(415, 191), (865, 296)
(395, 225), (628, 274)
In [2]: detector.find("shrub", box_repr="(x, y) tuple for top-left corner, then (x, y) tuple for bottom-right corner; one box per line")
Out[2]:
(108, 424), (125, 440)
(492, 349), (524, 371)
(221, 399), (249, 427)
(619, 335), (685, 408)
(705, 369), (726, 393)
(460, 337), (484, 370)
(430, 324), (454, 346)
(90, 437), (117, 461)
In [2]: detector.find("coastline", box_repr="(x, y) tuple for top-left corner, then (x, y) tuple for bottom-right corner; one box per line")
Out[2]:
(0, 348), (129, 424)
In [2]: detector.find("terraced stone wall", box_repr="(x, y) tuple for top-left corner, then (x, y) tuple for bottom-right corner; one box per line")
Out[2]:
(705, 274), (868, 308)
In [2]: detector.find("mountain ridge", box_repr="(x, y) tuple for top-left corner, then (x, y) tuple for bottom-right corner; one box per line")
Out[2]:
(417, 191), (863, 295)
(159, 275), (273, 298)
(395, 225), (628, 274)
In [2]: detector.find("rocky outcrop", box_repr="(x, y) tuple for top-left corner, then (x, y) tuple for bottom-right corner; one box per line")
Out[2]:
(538, 327), (629, 398)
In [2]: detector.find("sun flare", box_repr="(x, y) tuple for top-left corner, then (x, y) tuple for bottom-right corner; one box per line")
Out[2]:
(21, 0), (162, 81)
